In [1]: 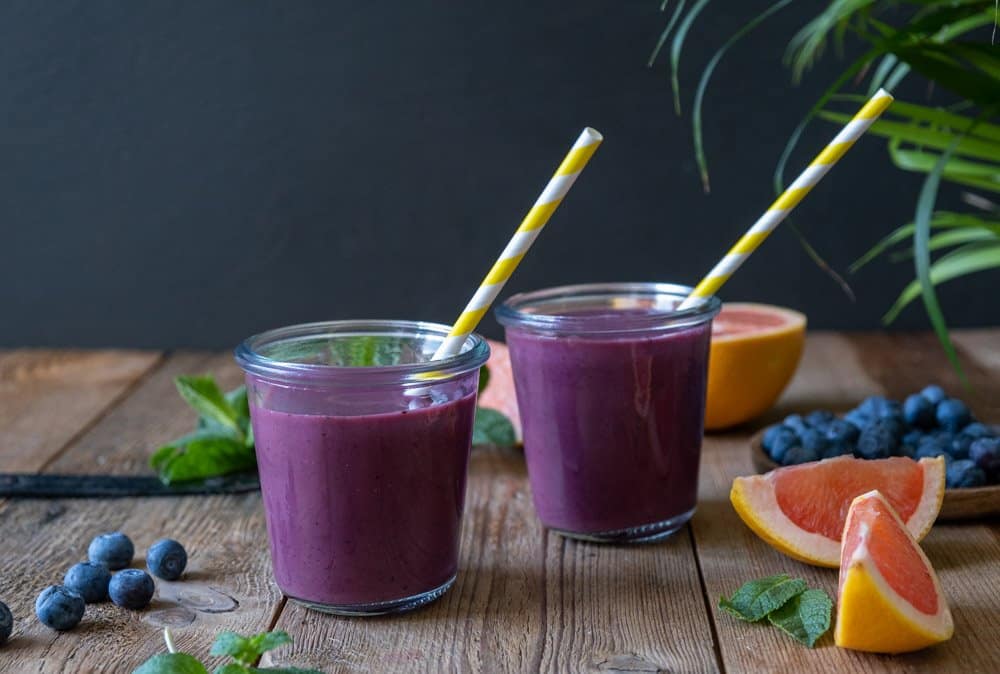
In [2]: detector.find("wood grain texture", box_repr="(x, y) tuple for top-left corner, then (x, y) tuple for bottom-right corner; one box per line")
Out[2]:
(0, 349), (161, 472)
(267, 446), (719, 674)
(0, 352), (282, 673)
(693, 333), (1000, 674)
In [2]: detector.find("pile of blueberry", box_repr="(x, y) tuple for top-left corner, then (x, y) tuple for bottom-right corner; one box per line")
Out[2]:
(17, 532), (188, 634)
(762, 385), (1000, 489)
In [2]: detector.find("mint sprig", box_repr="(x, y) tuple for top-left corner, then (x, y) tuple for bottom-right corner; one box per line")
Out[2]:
(718, 575), (832, 647)
(151, 376), (256, 485)
(133, 628), (323, 674)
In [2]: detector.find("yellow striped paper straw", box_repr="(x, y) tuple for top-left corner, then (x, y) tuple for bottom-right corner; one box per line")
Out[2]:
(433, 127), (604, 359)
(678, 88), (894, 310)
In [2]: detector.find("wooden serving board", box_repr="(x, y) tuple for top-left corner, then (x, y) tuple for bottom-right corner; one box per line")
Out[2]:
(750, 430), (1000, 521)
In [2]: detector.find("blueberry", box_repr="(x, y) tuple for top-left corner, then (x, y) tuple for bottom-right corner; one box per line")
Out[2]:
(920, 385), (947, 405)
(936, 399), (972, 432)
(902, 430), (925, 448)
(767, 428), (800, 463)
(783, 414), (808, 433)
(762, 424), (788, 450)
(783, 446), (820, 465)
(88, 532), (134, 570)
(858, 396), (890, 416)
(108, 569), (155, 610)
(825, 419), (860, 445)
(822, 440), (853, 459)
(946, 459), (987, 488)
(0, 601), (11, 645)
(856, 421), (898, 460)
(843, 410), (871, 431)
(962, 422), (995, 440)
(805, 410), (835, 428)
(147, 539), (187, 581)
(799, 428), (829, 454)
(970, 438), (1000, 479)
(63, 562), (112, 603)
(903, 394), (935, 429)
(879, 416), (906, 441)
(916, 444), (951, 462)
(877, 402), (903, 422)
(948, 434), (974, 461)
(35, 586), (85, 631)
(896, 444), (917, 459)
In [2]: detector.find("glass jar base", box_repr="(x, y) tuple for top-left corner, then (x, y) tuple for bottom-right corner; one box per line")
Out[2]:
(289, 575), (456, 616)
(549, 508), (695, 544)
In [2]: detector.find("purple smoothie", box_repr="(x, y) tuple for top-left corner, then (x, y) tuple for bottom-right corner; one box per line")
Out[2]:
(249, 392), (476, 608)
(497, 287), (719, 541)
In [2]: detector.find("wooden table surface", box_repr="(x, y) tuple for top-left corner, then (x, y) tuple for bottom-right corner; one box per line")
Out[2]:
(0, 331), (998, 673)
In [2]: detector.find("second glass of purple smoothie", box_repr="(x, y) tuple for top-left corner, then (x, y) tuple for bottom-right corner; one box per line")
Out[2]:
(235, 320), (489, 615)
(496, 283), (720, 543)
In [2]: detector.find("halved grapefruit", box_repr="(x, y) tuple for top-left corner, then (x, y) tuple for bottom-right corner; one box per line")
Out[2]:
(835, 490), (953, 653)
(481, 340), (522, 443)
(730, 455), (945, 567)
(705, 303), (806, 430)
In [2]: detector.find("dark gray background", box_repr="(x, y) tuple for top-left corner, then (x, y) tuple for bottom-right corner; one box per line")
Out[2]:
(3, 1), (996, 348)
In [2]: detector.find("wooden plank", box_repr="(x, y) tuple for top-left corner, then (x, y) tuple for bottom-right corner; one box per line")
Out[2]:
(0, 349), (162, 472)
(267, 446), (720, 673)
(691, 332), (1000, 673)
(0, 352), (283, 673)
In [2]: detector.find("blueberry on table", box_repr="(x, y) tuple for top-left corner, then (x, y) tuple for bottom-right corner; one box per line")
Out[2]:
(903, 394), (935, 429)
(109, 569), (155, 610)
(948, 435), (974, 461)
(783, 414), (808, 433)
(822, 440), (853, 459)
(35, 586), (85, 631)
(805, 410), (835, 428)
(843, 409), (871, 431)
(765, 427), (799, 463)
(782, 446), (819, 465)
(916, 444), (951, 462)
(902, 429), (925, 448)
(936, 399), (972, 432)
(858, 396), (891, 416)
(920, 385), (947, 405)
(147, 539), (187, 581)
(825, 419), (861, 445)
(896, 443), (917, 459)
(0, 601), (11, 645)
(88, 532), (134, 570)
(799, 428), (828, 454)
(855, 421), (898, 460)
(970, 438), (1000, 480)
(962, 422), (996, 440)
(63, 562), (112, 603)
(946, 459), (987, 488)
(762, 424), (788, 450)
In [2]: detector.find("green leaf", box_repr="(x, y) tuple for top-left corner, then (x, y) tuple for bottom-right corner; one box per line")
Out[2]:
(250, 631), (292, 655)
(213, 666), (249, 674)
(718, 575), (807, 622)
(851, 212), (1000, 273)
(647, 0), (687, 67)
(785, 0), (879, 82)
(472, 407), (516, 447)
(210, 632), (257, 664)
(669, 0), (711, 116)
(692, 0), (796, 191)
(889, 227), (999, 261)
(175, 376), (243, 441)
(155, 436), (257, 485)
(478, 365), (491, 394)
(767, 589), (833, 647)
(890, 43), (1000, 106)
(327, 336), (404, 367)
(226, 386), (250, 422)
(133, 653), (210, 674)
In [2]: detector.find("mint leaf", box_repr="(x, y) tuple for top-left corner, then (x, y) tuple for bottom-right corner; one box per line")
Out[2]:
(250, 631), (292, 654)
(472, 407), (516, 446)
(478, 365), (491, 394)
(328, 336), (404, 367)
(133, 653), (209, 674)
(176, 376), (243, 441)
(154, 436), (256, 484)
(718, 575), (807, 622)
(210, 632), (256, 664)
(767, 588), (833, 647)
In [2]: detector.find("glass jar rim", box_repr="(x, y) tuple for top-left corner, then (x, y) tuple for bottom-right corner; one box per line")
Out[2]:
(234, 319), (490, 387)
(494, 282), (721, 335)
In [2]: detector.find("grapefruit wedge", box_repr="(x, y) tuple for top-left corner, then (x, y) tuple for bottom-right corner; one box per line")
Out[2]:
(730, 455), (945, 567)
(706, 303), (806, 430)
(835, 490), (953, 653)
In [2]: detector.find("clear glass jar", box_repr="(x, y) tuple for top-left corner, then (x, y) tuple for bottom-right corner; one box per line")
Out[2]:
(235, 320), (489, 615)
(496, 283), (721, 542)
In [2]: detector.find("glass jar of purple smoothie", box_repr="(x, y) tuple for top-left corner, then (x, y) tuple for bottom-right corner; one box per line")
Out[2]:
(496, 283), (721, 543)
(235, 320), (489, 615)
